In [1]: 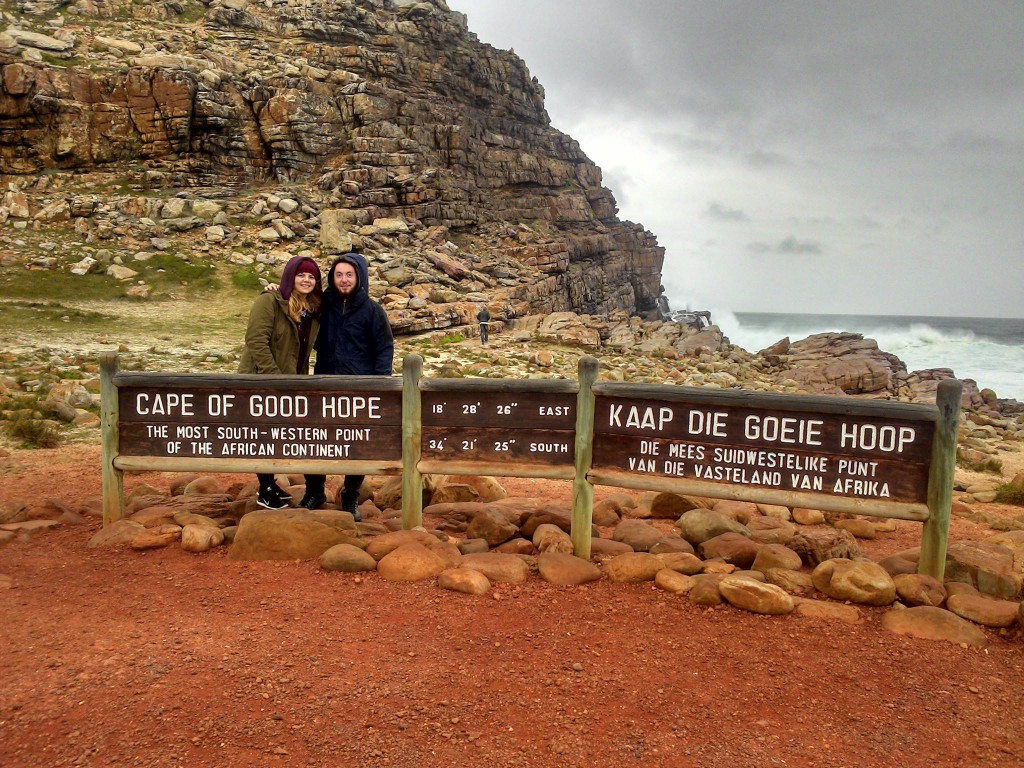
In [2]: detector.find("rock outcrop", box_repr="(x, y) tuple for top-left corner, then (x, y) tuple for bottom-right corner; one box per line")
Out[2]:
(0, 0), (664, 322)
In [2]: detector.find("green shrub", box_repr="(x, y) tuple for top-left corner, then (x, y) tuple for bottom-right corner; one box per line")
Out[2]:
(5, 413), (61, 448)
(231, 267), (263, 291)
(993, 484), (1024, 506)
(438, 332), (465, 345)
(144, 253), (219, 290)
(956, 448), (1003, 474)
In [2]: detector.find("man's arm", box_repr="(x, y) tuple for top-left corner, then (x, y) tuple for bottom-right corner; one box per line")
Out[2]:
(373, 304), (395, 375)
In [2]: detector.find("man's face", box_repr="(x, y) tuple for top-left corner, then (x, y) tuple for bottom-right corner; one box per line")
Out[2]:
(332, 262), (358, 297)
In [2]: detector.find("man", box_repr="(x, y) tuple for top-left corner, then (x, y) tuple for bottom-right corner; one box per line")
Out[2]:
(476, 305), (491, 346)
(299, 252), (394, 519)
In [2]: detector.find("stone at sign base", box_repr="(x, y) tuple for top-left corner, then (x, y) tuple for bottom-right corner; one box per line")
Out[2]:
(880, 606), (988, 647)
(377, 543), (447, 582)
(719, 575), (794, 615)
(537, 552), (601, 585)
(438, 568), (491, 595)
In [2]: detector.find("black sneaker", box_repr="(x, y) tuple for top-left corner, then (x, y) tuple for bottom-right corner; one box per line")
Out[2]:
(257, 487), (290, 510)
(297, 491), (326, 510)
(270, 484), (294, 504)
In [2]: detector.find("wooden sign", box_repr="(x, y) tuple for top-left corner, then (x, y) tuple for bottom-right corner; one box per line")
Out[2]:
(592, 394), (936, 504)
(421, 390), (576, 466)
(117, 377), (403, 462)
(417, 391), (577, 462)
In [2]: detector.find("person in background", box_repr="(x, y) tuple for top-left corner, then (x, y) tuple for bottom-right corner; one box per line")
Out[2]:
(476, 304), (491, 346)
(301, 251), (394, 519)
(238, 255), (322, 510)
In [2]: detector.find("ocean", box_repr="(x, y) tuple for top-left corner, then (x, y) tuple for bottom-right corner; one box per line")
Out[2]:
(713, 312), (1024, 403)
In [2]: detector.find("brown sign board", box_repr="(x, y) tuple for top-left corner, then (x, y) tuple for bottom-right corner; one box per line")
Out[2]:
(421, 391), (575, 466)
(592, 396), (935, 504)
(117, 385), (403, 462)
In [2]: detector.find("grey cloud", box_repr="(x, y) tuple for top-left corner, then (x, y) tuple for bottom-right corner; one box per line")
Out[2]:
(747, 237), (823, 256)
(705, 202), (749, 222)
(778, 237), (823, 255)
(449, 0), (1024, 315)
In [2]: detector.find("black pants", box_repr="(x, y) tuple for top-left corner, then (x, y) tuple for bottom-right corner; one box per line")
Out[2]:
(305, 474), (362, 498)
(480, 323), (489, 344)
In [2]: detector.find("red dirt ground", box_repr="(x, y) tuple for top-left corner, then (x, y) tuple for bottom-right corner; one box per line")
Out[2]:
(1, 445), (1023, 768)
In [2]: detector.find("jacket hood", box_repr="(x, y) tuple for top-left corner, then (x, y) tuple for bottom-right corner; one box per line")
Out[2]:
(279, 255), (323, 302)
(325, 252), (371, 308)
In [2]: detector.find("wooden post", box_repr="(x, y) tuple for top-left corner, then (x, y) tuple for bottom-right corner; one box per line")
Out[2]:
(100, 353), (124, 526)
(402, 354), (423, 530)
(571, 356), (598, 559)
(918, 378), (962, 580)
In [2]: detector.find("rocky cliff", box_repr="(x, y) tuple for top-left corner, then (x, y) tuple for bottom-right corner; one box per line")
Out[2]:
(0, 0), (665, 328)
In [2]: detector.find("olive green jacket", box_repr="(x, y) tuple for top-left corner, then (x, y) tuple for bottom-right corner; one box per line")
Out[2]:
(238, 292), (320, 375)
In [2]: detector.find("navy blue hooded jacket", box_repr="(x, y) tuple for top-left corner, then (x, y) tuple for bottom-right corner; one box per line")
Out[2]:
(314, 253), (394, 376)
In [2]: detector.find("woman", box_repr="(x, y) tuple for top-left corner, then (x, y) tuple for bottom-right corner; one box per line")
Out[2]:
(238, 255), (322, 509)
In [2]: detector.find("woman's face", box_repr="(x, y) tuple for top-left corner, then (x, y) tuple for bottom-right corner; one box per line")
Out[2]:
(293, 271), (318, 295)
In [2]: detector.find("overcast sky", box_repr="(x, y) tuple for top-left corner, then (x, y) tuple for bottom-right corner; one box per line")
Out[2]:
(446, 1), (1024, 318)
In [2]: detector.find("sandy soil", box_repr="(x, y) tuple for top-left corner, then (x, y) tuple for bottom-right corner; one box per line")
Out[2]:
(1, 445), (1023, 768)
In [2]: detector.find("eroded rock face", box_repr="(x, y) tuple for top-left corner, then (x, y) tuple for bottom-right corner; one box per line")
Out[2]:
(0, 0), (665, 319)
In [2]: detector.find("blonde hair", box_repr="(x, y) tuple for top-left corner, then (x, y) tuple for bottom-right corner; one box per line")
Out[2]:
(288, 290), (320, 323)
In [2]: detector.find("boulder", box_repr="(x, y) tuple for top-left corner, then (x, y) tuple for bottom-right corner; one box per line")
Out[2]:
(654, 569), (695, 595)
(699, 532), (760, 568)
(879, 553), (919, 576)
(811, 559), (896, 605)
(438, 568), (491, 595)
(589, 538), (634, 558)
(130, 525), (182, 550)
(648, 537), (695, 555)
(537, 552), (602, 586)
(756, 503), (792, 521)
(834, 518), (877, 539)
(519, 507), (571, 537)
(458, 538), (490, 555)
(493, 538), (537, 556)
(636, 491), (700, 520)
(792, 598), (863, 624)
(764, 568), (815, 595)
(377, 543), (448, 582)
(893, 573), (947, 607)
(719, 575), (794, 615)
(946, 593), (1020, 628)
(711, 500), (758, 524)
(365, 529), (438, 560)
(880, 606), (988, 646)
(752, 544), (803, 573)
(229, 509), (357, 561)
(129, 506), (180, 528)
(655, 552), (704, 575)
(88, 519), (145, 547)
(183, 476), (222, 495)
(465, 508), (518, 546)
(320, 543), (377, 572)
(605, 552), (662, 583)
(789, 528), (861, 566)
(945, 539), (1021, 599)
(677, 509), (749, 545)
(792, 507), (826, 525)
(612, 518), (663, 552)
(687, 574), (724, 606)
(459, 553), (531, 583)
(746, 516), (797, 545)
(181, 524), (225, 553)
(533, 524), (574, 554)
